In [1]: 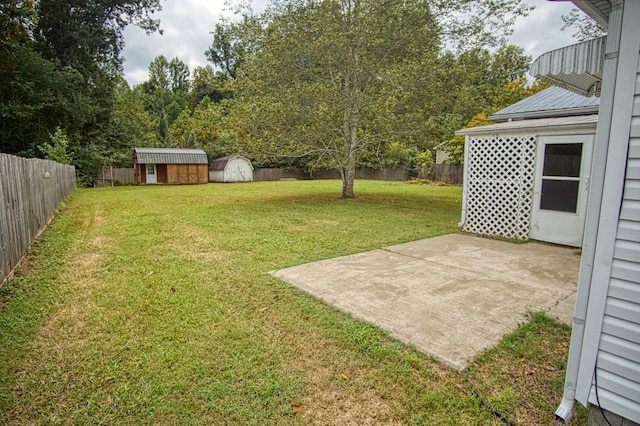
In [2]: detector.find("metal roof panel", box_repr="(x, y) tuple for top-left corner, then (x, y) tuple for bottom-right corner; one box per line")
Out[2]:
(490, 86), (600, 122)
(530, 36), (606, 96)
(134, 148), (208, 164)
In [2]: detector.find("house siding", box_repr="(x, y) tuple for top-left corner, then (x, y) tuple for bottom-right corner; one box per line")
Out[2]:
(591, 29), (640, 423)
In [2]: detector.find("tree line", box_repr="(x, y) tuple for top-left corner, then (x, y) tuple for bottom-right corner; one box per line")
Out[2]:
(1, 0), (549, 194)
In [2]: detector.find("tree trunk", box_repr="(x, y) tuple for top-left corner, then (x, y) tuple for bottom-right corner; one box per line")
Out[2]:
(341, 1), (360, 199)
(341, 158), (356, 198)
(341, 114), (358, 198)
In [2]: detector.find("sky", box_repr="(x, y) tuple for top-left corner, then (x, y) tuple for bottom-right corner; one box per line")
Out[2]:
(121, 0), (579, 87)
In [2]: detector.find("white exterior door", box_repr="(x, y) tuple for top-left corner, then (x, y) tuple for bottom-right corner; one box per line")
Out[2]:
(226, 159), (250, 182)
(530, 135), (593, 247)
(146, 163), (157, 184)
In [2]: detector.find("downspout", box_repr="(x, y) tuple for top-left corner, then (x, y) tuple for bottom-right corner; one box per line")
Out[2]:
(554, 2), (623, 423)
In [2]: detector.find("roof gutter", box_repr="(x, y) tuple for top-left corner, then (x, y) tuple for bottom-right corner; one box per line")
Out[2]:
(454, 116), (597, 136)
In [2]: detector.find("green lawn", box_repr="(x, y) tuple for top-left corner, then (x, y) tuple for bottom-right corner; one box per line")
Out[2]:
(0, 180), (585, 425)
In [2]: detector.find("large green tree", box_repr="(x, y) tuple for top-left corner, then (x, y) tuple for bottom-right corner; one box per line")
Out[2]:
(229, 0), (530, 197)
(106, 77), (158, 165)
(145, 55), (190, 93)
(0, 0), (161, 180)
(139, 55), (190, 146)
(188, 65), (230, 108)
(205, 13), (261, 80)
(35, 0), (161, 77)
(232, 0), (441, 197)
(170, 99), (238, 159)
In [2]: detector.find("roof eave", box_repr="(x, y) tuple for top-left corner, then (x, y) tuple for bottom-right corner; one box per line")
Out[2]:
(489, 105), (600, 122)
(455, 115), (598, 136)
(571, 0), (610, 26)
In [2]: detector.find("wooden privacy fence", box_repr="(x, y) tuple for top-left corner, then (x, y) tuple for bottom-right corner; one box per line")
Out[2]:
(254, 166), (408, 181)
(255, 166), (461, 183)
(0, 153), (76, 285)
(94, 167), (134, 187)
(89, 165), (462, 185)
(432, 164), (463, 185)
(253, 168), (313, 181)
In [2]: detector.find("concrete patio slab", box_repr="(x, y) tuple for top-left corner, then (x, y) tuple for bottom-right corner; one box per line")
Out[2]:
(272, 233), (580, 370)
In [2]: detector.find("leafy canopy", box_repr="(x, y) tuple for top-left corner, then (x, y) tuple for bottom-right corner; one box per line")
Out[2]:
(226, 0), (533, 196)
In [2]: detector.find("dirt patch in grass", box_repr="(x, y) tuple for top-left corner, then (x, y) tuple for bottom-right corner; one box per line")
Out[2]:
(12, 254), (33, 278)
(299, 386), (396, 425)
(81, 211), (106, 228)
(289, 353), (397, 424)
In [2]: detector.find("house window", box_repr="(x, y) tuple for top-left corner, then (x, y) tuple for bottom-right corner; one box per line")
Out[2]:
(146, 164), (155, 175)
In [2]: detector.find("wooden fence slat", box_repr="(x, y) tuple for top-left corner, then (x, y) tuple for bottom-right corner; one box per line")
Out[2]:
(432, 164), (463, 185)
(93, 167), (134, 187)
(0, 154), (76, 285)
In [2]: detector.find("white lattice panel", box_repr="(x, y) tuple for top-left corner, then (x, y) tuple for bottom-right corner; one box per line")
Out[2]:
(463, 135), (536, 241)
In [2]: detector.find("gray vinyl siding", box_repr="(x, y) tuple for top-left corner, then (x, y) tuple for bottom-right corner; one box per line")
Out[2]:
(593, 57), (640, 423)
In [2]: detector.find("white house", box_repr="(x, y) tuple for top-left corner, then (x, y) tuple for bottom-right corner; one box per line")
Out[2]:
(456, 86), (599, 247)
(208, 156), (254, 183)
(529, 1), (640, 425)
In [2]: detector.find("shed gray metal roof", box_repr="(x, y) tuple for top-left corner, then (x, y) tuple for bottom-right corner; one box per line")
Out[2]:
(489, 86), (600, 122)
(134, 148), (208, 164)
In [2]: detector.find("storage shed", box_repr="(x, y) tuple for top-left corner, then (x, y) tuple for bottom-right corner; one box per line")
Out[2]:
(455, 86), (599, 247)
(133, 148), (208, 185)
(209, 156), (254, 182)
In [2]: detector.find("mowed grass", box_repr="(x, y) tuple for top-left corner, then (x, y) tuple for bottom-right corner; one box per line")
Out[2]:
(0, 180), (585, 425)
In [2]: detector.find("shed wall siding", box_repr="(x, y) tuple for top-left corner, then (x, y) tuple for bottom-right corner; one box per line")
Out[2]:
(166, 164), (208, 184)
(209, 170), (224, 182)
(461, 134), (536, 240)
(590, 15), (640, 423)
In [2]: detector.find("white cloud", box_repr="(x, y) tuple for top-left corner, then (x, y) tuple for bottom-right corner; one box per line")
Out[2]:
(508, 0), (578, 60)
(122, 0), (269, 87)
(121, 0), (583, 87)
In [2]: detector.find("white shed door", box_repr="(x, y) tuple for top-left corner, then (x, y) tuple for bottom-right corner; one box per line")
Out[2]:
(227, 159), (249, 182)
(146, 163), (157, 184)
(530, 135), (593, 247)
